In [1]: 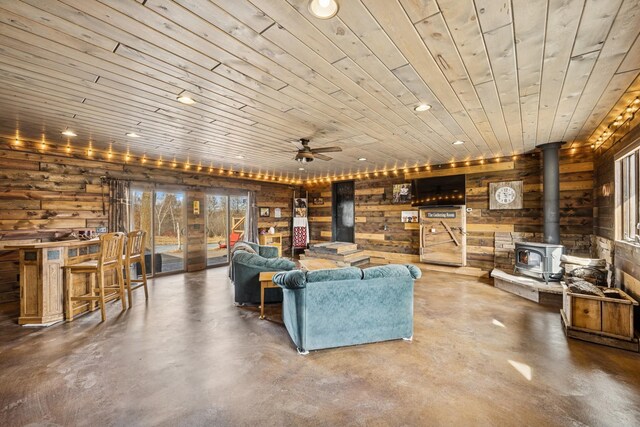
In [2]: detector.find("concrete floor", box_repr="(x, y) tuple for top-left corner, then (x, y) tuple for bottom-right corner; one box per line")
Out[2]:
(0, 267), (639, 426)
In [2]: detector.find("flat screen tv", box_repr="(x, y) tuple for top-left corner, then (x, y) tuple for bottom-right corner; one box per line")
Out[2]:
(411, 174), (466, 207)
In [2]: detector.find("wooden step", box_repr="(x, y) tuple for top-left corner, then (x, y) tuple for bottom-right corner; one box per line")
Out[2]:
(337, 254), (371, 267)
(309, 242), (358, 254)
(304, 249), (365, 262)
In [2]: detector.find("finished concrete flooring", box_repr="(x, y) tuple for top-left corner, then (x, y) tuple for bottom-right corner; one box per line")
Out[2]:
(1, 267), (639, 426)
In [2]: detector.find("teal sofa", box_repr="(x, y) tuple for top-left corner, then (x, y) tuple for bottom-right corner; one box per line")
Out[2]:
(231, 245), (295, 305)
(273, 264), (421, 354)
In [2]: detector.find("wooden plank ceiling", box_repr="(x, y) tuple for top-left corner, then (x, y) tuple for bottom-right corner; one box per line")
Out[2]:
(0, 0), (638, 178)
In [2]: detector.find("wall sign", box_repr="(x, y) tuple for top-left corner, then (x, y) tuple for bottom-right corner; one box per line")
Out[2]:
(426, 212), (457, 219)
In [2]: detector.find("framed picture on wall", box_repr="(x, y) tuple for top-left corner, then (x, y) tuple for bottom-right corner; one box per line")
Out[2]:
(401, 210), (419, 223)
(392, 183), (412, 204)
(259, 207), (270, 217)
(294, 198), (308, 218)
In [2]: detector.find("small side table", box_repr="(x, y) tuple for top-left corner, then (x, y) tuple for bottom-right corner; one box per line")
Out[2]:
(258, 271), (278, 320)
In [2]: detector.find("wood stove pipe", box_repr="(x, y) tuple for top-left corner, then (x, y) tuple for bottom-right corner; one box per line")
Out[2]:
(540, 142), (563, 244)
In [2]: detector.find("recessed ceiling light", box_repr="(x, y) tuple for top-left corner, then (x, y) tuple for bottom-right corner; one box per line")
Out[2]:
(126, 132), (140, 138)
(358, 157), (367, 161)
(308, 0), (339, 19)
(453, 140), (465, 145)
(299, 167), (305, 171)
(235, 155), (245, 159)
(414, 104), (432, 112)
(177, 95), (195, 105)
(61, 129), (77, 137)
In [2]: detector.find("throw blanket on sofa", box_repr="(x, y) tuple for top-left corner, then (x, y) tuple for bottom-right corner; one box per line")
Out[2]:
(230, 242), (257, 256)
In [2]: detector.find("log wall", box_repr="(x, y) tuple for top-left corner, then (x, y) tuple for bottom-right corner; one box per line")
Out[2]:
(306, 146), (594, 274)
(0, 148), (294, 319)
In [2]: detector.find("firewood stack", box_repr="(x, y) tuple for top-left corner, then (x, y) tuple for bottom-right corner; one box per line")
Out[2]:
(561, 254), (610, 287)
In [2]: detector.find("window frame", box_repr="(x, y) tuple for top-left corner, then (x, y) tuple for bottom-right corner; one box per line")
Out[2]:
(616, 146), (640, 245)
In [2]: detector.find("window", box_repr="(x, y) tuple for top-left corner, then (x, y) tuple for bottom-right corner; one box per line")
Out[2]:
(617, 147), (640, 243)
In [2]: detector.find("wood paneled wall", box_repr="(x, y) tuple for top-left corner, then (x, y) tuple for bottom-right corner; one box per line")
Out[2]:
(0, 148), (294, 319)
(593, 121), (640, 302)
(306, 146), (594, 273)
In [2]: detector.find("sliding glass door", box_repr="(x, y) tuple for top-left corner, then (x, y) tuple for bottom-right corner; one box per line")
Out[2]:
(130, 188), (186, 276)
(230, 194), (248, 244)
(154, 191), (186, 274)
(205, 193), (249, 267)
(206, 195), (228, 266)
(131, 189), (153, 278)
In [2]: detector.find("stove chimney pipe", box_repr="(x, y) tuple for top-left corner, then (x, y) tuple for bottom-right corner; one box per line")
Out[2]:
(540, 142), (563, 244)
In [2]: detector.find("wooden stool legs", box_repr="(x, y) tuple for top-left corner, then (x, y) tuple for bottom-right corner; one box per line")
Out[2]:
(123, 258), (148, 308)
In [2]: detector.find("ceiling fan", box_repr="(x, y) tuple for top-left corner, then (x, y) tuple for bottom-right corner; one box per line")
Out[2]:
(290, 138), (342, 163)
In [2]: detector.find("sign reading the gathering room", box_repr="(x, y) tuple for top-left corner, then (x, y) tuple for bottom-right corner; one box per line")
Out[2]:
(426, 212), (457, 219)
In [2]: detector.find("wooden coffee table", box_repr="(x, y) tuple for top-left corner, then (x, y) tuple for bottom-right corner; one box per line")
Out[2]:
(258, 271), (279, 320)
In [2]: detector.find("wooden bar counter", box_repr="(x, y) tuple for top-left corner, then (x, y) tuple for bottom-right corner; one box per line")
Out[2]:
(7, 240), (100, 326)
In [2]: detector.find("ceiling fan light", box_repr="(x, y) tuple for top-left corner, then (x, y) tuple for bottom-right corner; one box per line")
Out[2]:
(308, 0), (338, 19)
(61, 129), (77, 137)
(126, 132), (140, 138)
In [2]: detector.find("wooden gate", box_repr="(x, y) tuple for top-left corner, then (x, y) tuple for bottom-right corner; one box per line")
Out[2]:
(419, 206), (466, 266)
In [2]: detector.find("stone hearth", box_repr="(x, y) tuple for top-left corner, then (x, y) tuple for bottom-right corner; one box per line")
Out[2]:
(491, 269), (563, 307)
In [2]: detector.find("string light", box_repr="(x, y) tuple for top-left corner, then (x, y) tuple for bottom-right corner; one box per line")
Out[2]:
(594, 96), (639, 149)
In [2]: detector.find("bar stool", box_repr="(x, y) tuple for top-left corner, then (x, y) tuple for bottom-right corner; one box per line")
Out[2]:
(64, 232), (126, 322)
(123, 230), (149, 307)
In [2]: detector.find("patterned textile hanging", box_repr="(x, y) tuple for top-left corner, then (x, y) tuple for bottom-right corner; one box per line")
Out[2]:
(293, 197), (309, 248)
(107, 178), (130, 233)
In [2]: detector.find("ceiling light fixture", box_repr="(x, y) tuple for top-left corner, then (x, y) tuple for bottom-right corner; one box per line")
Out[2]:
(299, 167), (305, 171)
(308, 0), (339, 19)
(358, 157), (367, 161)
(62, 129), (77, 137)
(126, 132), (140, 138)
(235, 155), (245, 159)
(453, 140), (465, 145)
(414, 104), (432, 112)
(177, 95), (195, 105)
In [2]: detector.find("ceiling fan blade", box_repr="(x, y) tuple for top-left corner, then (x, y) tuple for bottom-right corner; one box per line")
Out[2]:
(311, 146), (342, 153)
(314, 153), (333, 161)
(291, 140), (305, 150)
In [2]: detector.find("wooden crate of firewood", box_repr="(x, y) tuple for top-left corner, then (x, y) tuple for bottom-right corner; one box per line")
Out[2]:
(561, 283), (638, 351)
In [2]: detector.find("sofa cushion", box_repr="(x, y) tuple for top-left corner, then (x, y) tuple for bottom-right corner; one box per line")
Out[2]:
(306, 267), (363, 283)
(232, 251), (295, 270)
(362, 264), (422, 280)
